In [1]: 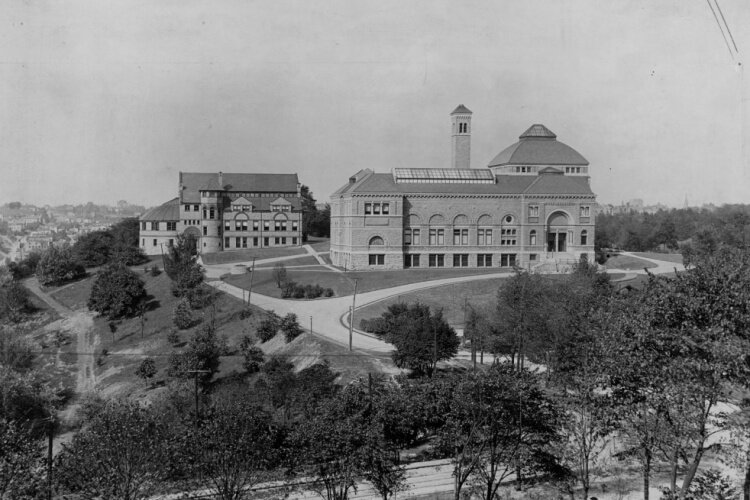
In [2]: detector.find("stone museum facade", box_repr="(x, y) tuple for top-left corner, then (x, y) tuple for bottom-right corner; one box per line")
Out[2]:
(330, 105), (597, 270)
(139, 172), (303, 255)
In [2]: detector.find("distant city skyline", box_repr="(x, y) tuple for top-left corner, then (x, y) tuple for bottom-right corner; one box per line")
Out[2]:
(2, 0), (748, 208)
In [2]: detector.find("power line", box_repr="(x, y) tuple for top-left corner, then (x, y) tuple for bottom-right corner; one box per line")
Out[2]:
(713, 0), (739, 53)
(706, 0), (735, 60)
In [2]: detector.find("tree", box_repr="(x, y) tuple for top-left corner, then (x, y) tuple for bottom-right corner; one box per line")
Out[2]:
(36, 245), (85, 286)
(0, 418), (45, 499)
(174, 400), (276, 500)
(55, 401), (169, 500)
(272, 262), (288, 288)
(72, 230), (114, 267)
(375, 303), (459, 377)
(241, 345), (264, 373)
(135, 358), (157, 382)
(0, 282), (31, 323)
(172, 298), (196, 330)
(256, 313), (280, 343)
(87, 263), (147, 319)
(167, 323), (222, 388)
(0, 329), (35, 372)
(280, 313), (303, 342)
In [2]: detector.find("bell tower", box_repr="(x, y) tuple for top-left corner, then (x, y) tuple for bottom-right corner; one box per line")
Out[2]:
(450, 104), (472, 169)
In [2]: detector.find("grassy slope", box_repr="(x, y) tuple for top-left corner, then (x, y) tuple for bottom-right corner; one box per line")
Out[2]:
(602, 254), (658, 271)
(225, 267), (512, 299)
(632, 251), (684, 264)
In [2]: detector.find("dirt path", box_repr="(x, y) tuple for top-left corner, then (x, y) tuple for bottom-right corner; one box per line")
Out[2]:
(25, 277), (98, 394)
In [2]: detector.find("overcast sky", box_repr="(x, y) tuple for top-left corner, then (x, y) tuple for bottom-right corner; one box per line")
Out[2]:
(1, 0), (748, 208)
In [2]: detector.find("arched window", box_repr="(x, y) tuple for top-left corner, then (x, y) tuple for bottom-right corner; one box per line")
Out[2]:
(530, 230), (537, 246)
(369, 236), (384, 246)
(581, 230), (588, 246)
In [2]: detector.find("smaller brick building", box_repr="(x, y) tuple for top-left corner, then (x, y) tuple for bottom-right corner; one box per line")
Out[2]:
(140, 172), (303, 256)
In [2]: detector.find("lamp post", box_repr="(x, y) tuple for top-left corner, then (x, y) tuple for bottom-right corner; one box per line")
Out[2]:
(348, 278), (358, 351)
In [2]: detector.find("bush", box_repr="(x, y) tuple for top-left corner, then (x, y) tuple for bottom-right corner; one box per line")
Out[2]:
(257, 314), (280, 343)
(240, 338), (264, 373)
(135, 358), (157, 381)
(111, 245), (148, 266)
(359, 317), (388, 335)
(149, 265), (161, 277)
(239, 308), (252, 319)
(324, 288), (334, 297)
(292, 285), (305, 299)
(280, 313), (303, 343)
(166, 329), (180, 346)
(87, 264), (147, 320)
(172, 298), (195, 330)
(0, 281), (32, 322)
(281, 281), (328, 300)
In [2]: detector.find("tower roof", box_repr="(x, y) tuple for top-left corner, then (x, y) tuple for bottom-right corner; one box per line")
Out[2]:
(450, 104), (472, 115)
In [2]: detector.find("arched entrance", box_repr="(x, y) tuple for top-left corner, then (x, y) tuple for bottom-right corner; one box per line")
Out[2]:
(546, 211), (569, 252)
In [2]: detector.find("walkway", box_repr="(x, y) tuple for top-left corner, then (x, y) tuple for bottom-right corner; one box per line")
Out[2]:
(303, 244), (337, 271)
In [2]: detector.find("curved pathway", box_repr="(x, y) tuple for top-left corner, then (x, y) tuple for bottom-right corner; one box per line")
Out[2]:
(208, 253), (684, 354)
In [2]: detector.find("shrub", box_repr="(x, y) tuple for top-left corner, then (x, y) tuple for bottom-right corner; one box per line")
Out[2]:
(166, 329), (180, 346)
(359, 317), (388, 335)
(0, 281), (32, 322)
(239, 308), (252, 319)
(111, 245), (148, 266)
(149, 265), (161, 277)
(292, 285), (305, 299)
(280, 313), (303, 343)
(135, 358), (157, 381)
(324, 288), (334, 297)
(241, 345), (264, 373)
(172, 298), (195, 330)
(257, 314), (280, 343)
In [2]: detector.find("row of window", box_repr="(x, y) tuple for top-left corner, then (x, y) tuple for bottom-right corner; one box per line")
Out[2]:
(526, 205), (591, 218)
(565, 167), (585, 174)
(401, 228), (588, 246)
(224, 236), (298, 248)
(372, 253), (519, 268)
(364, 203), (390, 215)
(141, 222), (177, 231)
(223, 220), (299, 232)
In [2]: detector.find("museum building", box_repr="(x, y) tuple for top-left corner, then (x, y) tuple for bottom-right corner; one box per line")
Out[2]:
(330, 105), (597, 270)
(139, 172), (303, 256)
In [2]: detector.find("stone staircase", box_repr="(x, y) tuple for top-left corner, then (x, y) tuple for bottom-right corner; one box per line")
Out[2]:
(531, 252), (579, 274)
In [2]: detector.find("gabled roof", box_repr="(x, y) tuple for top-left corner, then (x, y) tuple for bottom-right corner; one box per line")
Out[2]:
(180, 172), (299, 203)
(231, 196), (252, 205)
(270, 197), (292, 205)
(488, 125), (589, 167)
(140, 198), (180, 221)
(523, 173), (594, 195)
(451, 104), (472, 115)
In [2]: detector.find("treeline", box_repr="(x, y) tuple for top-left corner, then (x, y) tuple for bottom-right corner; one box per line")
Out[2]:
(300, 185), (330, 239)
(596, 204), (750, 253)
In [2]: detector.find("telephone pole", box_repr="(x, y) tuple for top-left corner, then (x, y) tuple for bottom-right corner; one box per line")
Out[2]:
(186, 369), (211, 427)
(247, 257), (256, 306)
(349, 278), (358, 351)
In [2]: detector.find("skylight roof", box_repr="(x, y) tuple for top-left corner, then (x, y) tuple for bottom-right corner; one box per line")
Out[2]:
(393, 168), (495, 184)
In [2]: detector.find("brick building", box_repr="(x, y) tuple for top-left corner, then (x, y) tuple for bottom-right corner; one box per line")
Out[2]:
(140, 172), (303, 256)
(330, 105), (596, 270)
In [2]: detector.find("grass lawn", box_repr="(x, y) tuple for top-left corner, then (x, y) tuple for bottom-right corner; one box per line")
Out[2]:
(255, 255), (319, 268)
(224, 267), (512, 299)
(632, 252), (684, 264)
(603, 254), (657, 271)
(307, 237), (330, 252)
(200, 246), (306, 265)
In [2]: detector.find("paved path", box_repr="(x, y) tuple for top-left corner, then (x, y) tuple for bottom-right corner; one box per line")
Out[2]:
(303, 244), (338, 271)
(608, 251), (685, 275)
(202, 252), (329, 279)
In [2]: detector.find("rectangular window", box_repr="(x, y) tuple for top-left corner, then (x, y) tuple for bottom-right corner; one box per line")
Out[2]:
(500, 254), (517, 267)
(282, 237), (286, 245)
(292, 221), (298, 231)
(209, 207), (215, 219)
(141, 222), (146, 230)
(528, 205), (539, 220)
(184, 204), (190, 212)
(364, 203), (372, 215)
(292, 237), (297, 245)
(501, 229), (517, 246)
(452, 254), (469, 267)
(373, 203), (381, 215)
(382, 203), (390, 215)
(404, 254), (420, 268)
(453, 229), (460, 245)
(275, 221), (281, 231)
(264, 237), (269, 246)
(477, 254), (492, 267)
(150, 222), (158, 231)
(141, 238), (144, 247)
(167, 222), (176, 231)
(203, 207), (207, 218)
(203, 226), (207, 236)
(529, 254), (537, 261)
(428, 254), (444, 267)
(412, 229), (420, 245)
(437, 229), (444, 245)
(242, 237), (248, 248)
(274, 237), (280, 245)
(429, 229), (436, 245)
(580, 206), (591, 218)
(369, 254), (385, 265)
(193, 205), (199, 211)
(225, 221), (231, 231)
(264, 221), (270, 231)
(253, 221), (259, 230)
(225, 237), (230, 248)
(253, 237), (259, 246)
(404, 229), (412, 245)
(152, 239), (157, 246)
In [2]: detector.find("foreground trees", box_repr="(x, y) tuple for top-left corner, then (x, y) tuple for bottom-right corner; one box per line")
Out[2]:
(87, 263), (147, 319)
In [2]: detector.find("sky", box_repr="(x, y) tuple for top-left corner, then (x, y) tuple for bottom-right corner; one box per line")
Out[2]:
(1, 0), (748, 208)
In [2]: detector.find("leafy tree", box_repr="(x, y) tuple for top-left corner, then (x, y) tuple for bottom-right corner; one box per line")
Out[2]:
(0, 282), (32, 323)
(72, 230), (114, 267)
(174, 400), (276, 500)
(135, 358), (157, 382)
(36, 245), (85, 286)
(272, 262), (287, 288)
(241, 345), (264, 373)
(0, 418), (45, 499)
(109, 217), (141, 249)
(55, 401), (169, 500)
(87, 263), (147, 319)
(373, 303), (458, 377)
(0, 368), (57, 433)
(172, 298), (196, 330)
(167, 323), (222, 387)
(6, 253), (41, 281)
(0, 329), (35, 372)
(257, 313), (280, 343)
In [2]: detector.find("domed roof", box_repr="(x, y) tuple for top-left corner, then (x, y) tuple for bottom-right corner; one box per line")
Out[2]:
(488, 124), (589, 167)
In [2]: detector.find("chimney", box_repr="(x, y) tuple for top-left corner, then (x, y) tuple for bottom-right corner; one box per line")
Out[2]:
(218, 171), (223, 188)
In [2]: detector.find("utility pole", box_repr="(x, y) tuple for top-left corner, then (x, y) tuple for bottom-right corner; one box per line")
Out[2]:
(349, 278), (358, 351)
(310, 316), (313, 334)
(46, 416), (54, 500)
(247, 257), (256, 306)
(186, 369), (211, 428)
